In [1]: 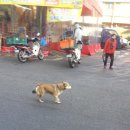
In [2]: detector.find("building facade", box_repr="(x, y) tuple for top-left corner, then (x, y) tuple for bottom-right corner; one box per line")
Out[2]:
(102, 0), (130, 28)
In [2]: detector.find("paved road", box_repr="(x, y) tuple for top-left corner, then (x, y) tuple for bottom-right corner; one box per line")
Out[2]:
(0, 50), (130, 130)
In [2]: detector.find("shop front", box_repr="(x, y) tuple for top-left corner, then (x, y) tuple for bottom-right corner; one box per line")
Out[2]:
(0, 0), (82, 52)
(80, 0), (103, 55)
(47, 0), (103, 55)
(0, 0), (102, 56)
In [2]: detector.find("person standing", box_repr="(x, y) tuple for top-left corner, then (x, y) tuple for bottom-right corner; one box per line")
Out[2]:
(103, 34), (117, 70)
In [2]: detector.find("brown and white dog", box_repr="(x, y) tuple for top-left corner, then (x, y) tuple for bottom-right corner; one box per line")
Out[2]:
(32, 81), (71, 103)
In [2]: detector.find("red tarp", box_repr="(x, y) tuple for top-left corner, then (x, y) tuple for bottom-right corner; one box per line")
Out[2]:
(81, 0), (103, 17)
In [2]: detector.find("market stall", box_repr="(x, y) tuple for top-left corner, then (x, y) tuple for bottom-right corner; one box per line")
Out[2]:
(0, 0), (83, 53)
(81, 0), (103, 55)
(0, 0), (102, 56)
(45, 0), (103, 56)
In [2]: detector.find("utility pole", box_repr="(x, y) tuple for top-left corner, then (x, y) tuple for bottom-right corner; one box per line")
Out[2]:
(111, 1), (115, 28)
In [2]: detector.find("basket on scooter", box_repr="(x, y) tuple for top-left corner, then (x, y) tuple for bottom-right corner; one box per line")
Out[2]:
(60, 39), (75, 50)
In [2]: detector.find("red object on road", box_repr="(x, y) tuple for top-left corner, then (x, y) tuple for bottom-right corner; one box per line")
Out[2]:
(81, 45), (90, 55)
(89, 45), (96, 55)
(43, 50), (49, 57)
(1, 46), (15, 53)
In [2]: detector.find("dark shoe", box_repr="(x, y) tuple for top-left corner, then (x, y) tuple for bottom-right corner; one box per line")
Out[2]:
(104, 66), (106, 69)
(109, 67), (113, 70)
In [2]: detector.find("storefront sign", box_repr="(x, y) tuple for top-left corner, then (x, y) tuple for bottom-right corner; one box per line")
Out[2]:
(47, 8), (80, 22)
(61, 0), (74, 4)
(0, 0), (12, 3)
(61, 0), (82, 8)
(61, 0), (81, 5)
(0, 0), (83, 8)
(103, 0), (130, 2)
(45, 0), (59, 5)
(13, 0), (42, 4)
(0, 0), (43, 5)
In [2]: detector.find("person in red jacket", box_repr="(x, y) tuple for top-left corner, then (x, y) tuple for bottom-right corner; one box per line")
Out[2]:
(103, 34), (117, 70)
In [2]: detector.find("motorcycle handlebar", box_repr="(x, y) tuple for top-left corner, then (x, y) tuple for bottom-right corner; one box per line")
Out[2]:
(27, 38), (39, 43)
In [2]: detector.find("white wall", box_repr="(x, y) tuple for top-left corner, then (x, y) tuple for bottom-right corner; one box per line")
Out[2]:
(102, 1), (130, 24)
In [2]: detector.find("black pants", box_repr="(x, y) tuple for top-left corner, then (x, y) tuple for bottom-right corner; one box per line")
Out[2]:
(104, 53), (114, 67)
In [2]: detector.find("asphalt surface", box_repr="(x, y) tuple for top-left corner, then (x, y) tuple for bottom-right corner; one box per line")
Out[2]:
(0, 50), (130, 130)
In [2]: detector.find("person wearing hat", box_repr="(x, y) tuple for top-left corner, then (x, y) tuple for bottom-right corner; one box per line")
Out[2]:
(103, 34), (117, 70)
(74, 23), (83, 61)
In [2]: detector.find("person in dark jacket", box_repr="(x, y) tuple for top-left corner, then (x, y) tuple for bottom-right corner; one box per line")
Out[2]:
(103, 34), (117, 70)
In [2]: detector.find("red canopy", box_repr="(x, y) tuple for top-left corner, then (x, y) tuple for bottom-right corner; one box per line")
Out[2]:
(81, 0), (103, 17)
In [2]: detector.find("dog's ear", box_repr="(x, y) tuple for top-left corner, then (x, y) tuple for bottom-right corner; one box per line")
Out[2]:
(62, 81), (67, 85)
(62, 81), (68, 87)
(62, 81), (67, 83)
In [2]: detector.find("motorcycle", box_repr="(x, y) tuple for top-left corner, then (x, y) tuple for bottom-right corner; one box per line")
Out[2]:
(16, 37), (44, 63)
(66, 48), (81, 68)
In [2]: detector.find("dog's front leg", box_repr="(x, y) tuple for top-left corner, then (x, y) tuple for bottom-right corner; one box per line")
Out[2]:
(39, 98), (44, 103)
(54, 96), (61, 104)
(37, 95), (44, 103)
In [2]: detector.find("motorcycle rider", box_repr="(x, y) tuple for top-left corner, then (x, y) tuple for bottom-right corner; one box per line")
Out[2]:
(26, 32), (41, 55)
(74, 23), (83, 62)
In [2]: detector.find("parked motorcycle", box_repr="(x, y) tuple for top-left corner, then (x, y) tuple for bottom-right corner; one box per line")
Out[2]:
(66, 48), (81, 68)
(16, 37), (44, 63)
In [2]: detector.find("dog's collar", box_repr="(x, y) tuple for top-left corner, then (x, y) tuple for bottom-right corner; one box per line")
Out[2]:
(56, 84), (61, 90)
(56, 83), (66, 90)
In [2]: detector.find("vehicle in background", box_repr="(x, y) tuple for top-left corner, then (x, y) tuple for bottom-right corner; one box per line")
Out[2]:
(101, 28), (129, 49)
(16, 35), (44, 63)
(66, 48), (81, 68)
(60, 28), (81, 68)
(120, 36), (129, 48)
(61, 23), (129, 50)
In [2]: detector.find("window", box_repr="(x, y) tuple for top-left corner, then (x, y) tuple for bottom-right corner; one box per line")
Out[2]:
(104, 2), (113, 9)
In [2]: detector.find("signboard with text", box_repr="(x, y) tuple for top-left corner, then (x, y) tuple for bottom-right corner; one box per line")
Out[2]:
(47, 8), (81, 22)
(0, 0), (43, 5)
(103, 0), (130, 2)
(0, 0), (83, 8)
(45, 0), (59, 5)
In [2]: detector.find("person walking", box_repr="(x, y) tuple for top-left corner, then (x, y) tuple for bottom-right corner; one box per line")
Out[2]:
(103, 34), (117, 70)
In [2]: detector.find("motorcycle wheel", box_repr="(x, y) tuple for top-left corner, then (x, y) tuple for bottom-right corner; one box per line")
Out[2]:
(38, 50), (44, 60)
(68, 54), (76, 68)
(17, 50), (28, 63)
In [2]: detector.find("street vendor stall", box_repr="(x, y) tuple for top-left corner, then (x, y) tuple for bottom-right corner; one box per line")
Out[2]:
(0, 0), (83, 53)
(45, 0), (103, 56)
(0, 0), (102, 56)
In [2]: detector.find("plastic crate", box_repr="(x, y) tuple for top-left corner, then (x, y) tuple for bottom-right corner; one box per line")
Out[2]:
(6, 36), (27, 45)
(60, 39), (75, 50)
(6, 37), (13, 44)
(12, 36), (20, 44)
(19, 38), (27, 44)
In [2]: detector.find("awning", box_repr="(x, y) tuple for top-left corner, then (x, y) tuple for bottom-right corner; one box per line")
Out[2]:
(81, 0), (93, 16)
(81, 0), (103, 17)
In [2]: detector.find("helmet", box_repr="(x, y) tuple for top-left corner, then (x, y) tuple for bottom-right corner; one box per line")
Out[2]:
(74, 23), (80, 29)
(36, 32), (40, 36)
(74, 23), (82, 29)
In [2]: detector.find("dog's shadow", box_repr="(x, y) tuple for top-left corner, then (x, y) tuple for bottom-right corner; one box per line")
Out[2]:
(31, 98), (63, 111)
